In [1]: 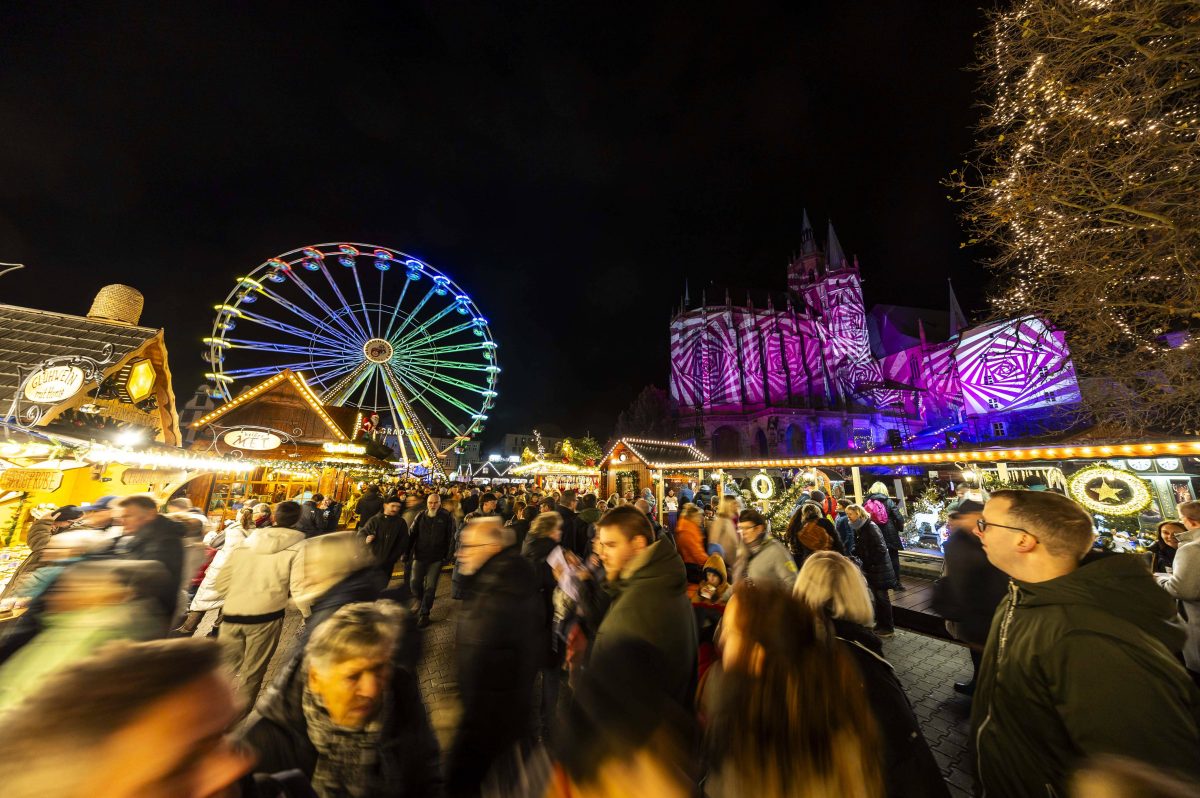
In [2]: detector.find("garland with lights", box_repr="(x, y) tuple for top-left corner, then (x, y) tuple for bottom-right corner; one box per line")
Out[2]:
(1067, 465), (1152, 517)
(766, 478), (810, 533)
(614, 470), (640, 498)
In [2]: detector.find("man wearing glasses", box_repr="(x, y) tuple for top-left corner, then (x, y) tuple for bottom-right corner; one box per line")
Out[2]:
(970, 490), (1200, 798)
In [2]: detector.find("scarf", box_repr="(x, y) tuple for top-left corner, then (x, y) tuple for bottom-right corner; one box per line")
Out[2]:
(302, 681), (388, 798)
(849, 515), (868, 531)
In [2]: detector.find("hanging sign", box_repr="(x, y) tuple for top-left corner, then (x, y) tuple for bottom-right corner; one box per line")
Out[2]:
(23, 365), (85, 404)
(121, 468), (188, 485)
(751, 473), (776, 499)
(0, 468), (64, 492)
(323, 442), (366, 455)
(1067, 465), (1152, 517)
(222, 429), (282, 451)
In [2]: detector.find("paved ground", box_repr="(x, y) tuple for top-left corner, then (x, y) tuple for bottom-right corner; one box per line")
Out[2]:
(224, 573), (977, 794)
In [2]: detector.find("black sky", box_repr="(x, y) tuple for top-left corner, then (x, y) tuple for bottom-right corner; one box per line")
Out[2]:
(0, 2), (989, 446)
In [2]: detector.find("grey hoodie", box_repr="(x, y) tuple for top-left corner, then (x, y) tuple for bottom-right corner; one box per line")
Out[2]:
(214, 525), (306, 616)
(1156, 526), (1200, 670)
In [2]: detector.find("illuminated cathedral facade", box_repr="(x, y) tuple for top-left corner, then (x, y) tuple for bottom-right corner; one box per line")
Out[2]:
(668, 213), (1080, 458)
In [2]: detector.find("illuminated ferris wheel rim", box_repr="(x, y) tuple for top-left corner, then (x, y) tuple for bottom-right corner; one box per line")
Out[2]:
(203, 242), (498, 451)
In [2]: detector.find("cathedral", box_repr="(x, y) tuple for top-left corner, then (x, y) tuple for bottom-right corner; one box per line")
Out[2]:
(668, 212), (1080, 459)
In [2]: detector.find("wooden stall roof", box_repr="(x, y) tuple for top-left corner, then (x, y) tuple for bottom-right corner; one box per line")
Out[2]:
(600, 438), (709, 469)
(647, 438), (1200, 471)
(188, 370), (354, 443)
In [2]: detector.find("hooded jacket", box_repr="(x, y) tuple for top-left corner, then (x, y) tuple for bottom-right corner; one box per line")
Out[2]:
(214, 526), (306, 618)
(698, 552), (728, 601)
(971, 551), (1200, 797)
(590, 539), (698, 708)
(731, 535), (797, 593)
(1155, 526), (1200, 671)
(239, 635), (440, 798)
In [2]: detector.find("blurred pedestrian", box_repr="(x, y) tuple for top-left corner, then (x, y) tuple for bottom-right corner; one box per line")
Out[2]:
(931, 498), (1008, 694)
(795, 551), (948, 798)
(674, 503), (708, 581)
(704, 582), (883, 797)
(709, 497), (741, 572)
(973, 490), (1200, 796)
(448, 517), (541, 797)
(522, 511), (565, 741)
(358, 496), (409, 584)
(112, 495), (186, 626)
(355, 485), (384, 529)
(292, 531), (386, 642)
(24, 505), (83, 556)
(175, 505), (253, 636)
(730, 508), (797, 593)
(241, 602), (440, 798)
(592, 506), (697, 709)
(406, 492), (455, 628)
(215, 500), (305, 705)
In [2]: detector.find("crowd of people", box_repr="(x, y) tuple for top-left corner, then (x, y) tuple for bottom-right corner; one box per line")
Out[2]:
(0, 477), (1199, 798)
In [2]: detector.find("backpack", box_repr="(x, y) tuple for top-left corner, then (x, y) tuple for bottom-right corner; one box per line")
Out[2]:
(863, 498), (890, 526)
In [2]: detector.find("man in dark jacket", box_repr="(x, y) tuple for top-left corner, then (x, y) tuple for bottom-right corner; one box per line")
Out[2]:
(971, 490), (1200, 797)
(359, 496), (409, 583)
(460, 487), (480, 516)
(448, 517), (541, 797)
(592, 506), (698, 709)
(556, 489), (590, 559)
(405, 492), (455, 627)
(931, 498), (1008, 694)
(354, 486), (384, 529)
(113, 495), (186, 624)
(297, 494), (326, 537)
(240, 602), (440, 798)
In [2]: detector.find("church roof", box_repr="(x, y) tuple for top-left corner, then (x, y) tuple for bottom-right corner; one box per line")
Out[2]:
(866, 304), (950, 357)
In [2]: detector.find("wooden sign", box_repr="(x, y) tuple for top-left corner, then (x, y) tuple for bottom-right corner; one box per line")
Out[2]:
(0, 468), (64, 493)
(121, 468), (187, 486)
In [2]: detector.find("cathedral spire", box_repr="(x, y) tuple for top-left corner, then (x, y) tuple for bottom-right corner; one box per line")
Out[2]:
(684, 278), (690, 308)
(827, 220), (847, 270)
(948, 279), (968, 335)
(800, 209), (817, 255)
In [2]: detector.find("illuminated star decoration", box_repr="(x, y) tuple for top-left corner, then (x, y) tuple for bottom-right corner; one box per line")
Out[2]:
(1093, 481), (1122, 503)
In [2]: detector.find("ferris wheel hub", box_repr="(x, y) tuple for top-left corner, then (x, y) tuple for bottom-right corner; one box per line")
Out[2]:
(363, 338), (394, 364)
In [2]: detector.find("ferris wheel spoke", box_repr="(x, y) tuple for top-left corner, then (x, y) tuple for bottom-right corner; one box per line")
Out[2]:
(388, 285), (437, 343)
(219, 305), (329, 342)
(402, 356), (494, 374)
(320, 360), (372, 406)
(393, 318), (477, 354)
(390, 365), (481, 419)
(252, 284), (359, 350)
(390, 303), (458, 350)
(220, 355), (358, 381)
(303, 358), (368, 387)
(316, 261), (372, 341)
(399, 341), (495, 358)
(284, 269), (365, 345)
(223, 337), (353, 359)
(397, 361), (490, 395)
(380, 367), (442, 470)
(348, 263), (378, 338)
(382, 277), (413, 342)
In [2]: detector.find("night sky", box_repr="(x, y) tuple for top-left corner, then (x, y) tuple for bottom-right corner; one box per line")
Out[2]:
(0, 3), (989, 446)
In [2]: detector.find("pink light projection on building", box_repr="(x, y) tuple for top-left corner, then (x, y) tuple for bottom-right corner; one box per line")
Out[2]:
(669, 213), (1079, 453)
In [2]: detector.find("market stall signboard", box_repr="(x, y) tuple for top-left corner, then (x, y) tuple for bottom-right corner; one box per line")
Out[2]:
(1067, 465), (1152, 516)
(0, 468), (64, 492)
(122, 468), (188, 485)
(222, 429), (283, 451)
(23, 365), (85, 404)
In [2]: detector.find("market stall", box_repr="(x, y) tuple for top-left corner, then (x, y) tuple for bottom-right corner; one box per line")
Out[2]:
(598, 438), (710, 521)
(509, 460), (600, 493)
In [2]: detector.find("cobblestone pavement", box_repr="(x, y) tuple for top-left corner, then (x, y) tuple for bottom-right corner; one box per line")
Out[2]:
(219, 575), (976, 794)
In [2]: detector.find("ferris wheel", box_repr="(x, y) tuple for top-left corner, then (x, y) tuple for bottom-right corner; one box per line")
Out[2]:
(204, 243), (498, 476)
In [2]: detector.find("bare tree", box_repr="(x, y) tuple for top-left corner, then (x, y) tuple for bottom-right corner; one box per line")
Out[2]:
(614, 385), (676, 440)
(949, 0), (1200, 434)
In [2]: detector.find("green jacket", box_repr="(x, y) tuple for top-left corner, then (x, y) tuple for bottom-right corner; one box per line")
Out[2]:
(971, 551), (1200, 797)
(591, 539), (698, 707)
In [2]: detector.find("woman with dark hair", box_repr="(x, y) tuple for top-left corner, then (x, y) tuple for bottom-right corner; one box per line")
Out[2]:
(704, 582), (884, 797)
(784, 501), (844, 565)
(1151, 520), (1185, 573)
(795, 552), (949, 798)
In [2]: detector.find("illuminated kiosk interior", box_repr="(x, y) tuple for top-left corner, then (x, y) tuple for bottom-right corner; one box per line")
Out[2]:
(185, 369), (392, 525)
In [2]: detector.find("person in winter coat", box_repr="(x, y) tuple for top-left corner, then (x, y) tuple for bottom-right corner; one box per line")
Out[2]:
(320, 498), (342, 533)
(865, 482), (906, 589)
(522, 511), (567, 742)
(708, 497), (741, 572)
(215, 500), (306, 706)
(592, 506), (698, 710)
(358, 496), (409, 583)
(453, 493), (500, 600)
(1156, 501), (1200, 680)
(834, 498), (856, 552)
(296, 494), (326, 537)
(175, 506), (252, 636)
(112, 495), (187, 626)
(794, 552), (949, 798)
(674, 503), (709, 580)
(239, 602), (441, 798)
(1150, 519), (1184, 574)
(509, 504), (537, 549)
(846, 503), (897, 636)
(697, 552), (728, 602)
(292, 531), (382, 627)
(931, 499), (1008, 694)
(448, 517), (542, 797)
(973, 490), (1200, 797)
(784, 501), (843, 565)
(728, 508), (798, 595)
(556, 490), (591, 560)
(24, 505), (83, 556)
(354, 486), (384, 529)
(405, 493), (456, 627)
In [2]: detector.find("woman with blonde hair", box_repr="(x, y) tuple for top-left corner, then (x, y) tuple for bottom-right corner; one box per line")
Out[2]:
(794, 551), (948, 798)
(708, 496), (741, 571)
(705, 582), (883, 798)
